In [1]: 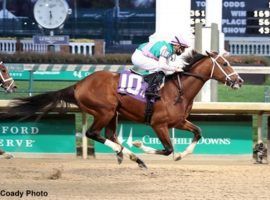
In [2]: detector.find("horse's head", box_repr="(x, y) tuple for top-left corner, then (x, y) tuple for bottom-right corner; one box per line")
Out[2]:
(0, 62), (17, 93)
(205, 51), (243, 89)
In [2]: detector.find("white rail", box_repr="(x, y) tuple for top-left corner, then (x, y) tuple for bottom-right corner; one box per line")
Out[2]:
(0, 39), (95, 55)
(227, 37), (270, 56)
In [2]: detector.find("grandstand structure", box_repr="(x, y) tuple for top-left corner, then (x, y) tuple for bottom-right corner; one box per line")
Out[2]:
(0, 0), (269, 55)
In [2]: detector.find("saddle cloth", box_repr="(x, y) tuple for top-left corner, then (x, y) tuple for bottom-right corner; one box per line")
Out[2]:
(117, 70), (148, 102)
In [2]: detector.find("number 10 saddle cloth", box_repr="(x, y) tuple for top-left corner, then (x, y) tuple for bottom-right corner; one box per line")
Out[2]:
(117, 69), (165, 123)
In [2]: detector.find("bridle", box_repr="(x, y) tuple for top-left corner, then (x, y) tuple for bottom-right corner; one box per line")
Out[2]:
(181, 53), (239, 84)
(0, 63), (15, 91)
(173, 53), (241, 103)
(209, 54), (240, 87)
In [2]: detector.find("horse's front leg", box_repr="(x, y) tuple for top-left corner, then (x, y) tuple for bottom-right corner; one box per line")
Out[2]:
(173, 119), (202, 161)
(133, 123), (174, 156)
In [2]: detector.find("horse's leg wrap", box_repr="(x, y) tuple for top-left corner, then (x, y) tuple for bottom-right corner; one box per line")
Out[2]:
(134, 124), (174, 156)
(174, 120), (202, 161)
(104, 139), (122, 152)
(133, 140), (173, 156)
(174, 141), (198, 161)
(104, 139), (147, 169)
(133, 141), (157, 154)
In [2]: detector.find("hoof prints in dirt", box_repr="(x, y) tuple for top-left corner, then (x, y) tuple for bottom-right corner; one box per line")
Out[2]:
(1, 167), (64, 180)
(44, 168), (63, 180)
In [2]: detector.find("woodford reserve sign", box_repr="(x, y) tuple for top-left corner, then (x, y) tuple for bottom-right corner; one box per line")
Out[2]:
(0, 114), (76, 155)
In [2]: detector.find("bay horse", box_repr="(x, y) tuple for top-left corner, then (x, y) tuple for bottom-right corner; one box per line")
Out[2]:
(2, 50), (243, 168)
(0, 61), (16, 93)
(0, 61), (17, 159)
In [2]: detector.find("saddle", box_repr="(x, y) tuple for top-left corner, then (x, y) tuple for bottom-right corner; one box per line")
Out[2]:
(118, 70), (171, 124)
(131, 70), (166, 123)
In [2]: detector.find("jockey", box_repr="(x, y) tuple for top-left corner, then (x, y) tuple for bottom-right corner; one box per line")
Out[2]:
(131, 33), (189, 122)
(131, 34), (189, 97)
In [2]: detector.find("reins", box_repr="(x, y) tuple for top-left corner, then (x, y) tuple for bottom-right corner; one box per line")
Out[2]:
(182, 71), (206, 82)
(172, 72), (205, 104)
(171, 52), (239, 103)
(173, 73), (183, 104)
(181, 53), (239, 85)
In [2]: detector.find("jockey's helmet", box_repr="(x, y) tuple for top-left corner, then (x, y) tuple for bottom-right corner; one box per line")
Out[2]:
(169, 34), (189, 48)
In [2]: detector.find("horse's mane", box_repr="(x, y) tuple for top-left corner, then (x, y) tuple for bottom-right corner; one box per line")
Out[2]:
(165, 49), (207, 81)
(181, 48), (207, 71)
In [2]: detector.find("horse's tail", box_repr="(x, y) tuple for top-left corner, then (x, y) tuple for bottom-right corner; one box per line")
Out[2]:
(1, 86), (77, 120)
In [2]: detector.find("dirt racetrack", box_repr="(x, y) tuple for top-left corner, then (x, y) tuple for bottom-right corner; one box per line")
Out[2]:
(0, 154), (269, 200)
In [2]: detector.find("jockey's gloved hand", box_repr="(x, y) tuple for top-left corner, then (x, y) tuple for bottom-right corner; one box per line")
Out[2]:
(174, 66), (183, 72)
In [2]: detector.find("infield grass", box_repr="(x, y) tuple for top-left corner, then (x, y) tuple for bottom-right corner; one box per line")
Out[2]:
(0, 81), (267, 102)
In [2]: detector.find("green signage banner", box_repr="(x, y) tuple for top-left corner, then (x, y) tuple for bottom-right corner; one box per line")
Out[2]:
(0, 114), (76, 154)
(10, 71), (92, 81)
(6, 63), (131, 81)
(95, 115), (253, 155)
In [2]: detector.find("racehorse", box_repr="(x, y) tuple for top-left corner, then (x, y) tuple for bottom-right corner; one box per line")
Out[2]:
(0, 61), (16, 93)
(0, 61), (17, 159)
(2, 50), (243, 168)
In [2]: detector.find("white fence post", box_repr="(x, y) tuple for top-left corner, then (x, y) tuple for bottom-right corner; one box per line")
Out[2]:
(82, 112), (88, 159)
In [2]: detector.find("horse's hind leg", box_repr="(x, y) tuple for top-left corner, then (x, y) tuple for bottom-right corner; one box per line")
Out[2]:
(133, 124), (174, 156)
(87, 114), (147, 169)
(174, 120), (202, 161)
(104, 114), (124, 164)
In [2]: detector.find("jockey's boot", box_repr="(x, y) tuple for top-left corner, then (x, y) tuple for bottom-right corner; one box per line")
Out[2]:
(145, 85), (160, 100)
(144, 71), (165, 99)
(144, 71), (165, 123)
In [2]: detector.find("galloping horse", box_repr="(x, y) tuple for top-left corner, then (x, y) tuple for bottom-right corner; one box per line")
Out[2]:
(2, 50), (243, 168)
(0, 61), (17, 159)
(0, 62), (16, 93)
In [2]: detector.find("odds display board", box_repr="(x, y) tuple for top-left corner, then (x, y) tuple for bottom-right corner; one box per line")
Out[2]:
(191, 0), (270, 36)
(95, 115), (253, 155)
(0, 114), (76, 155)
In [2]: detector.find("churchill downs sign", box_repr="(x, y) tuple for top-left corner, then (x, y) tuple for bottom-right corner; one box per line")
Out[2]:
(0, 114), (76, 155)
(96, 115), (253, 155)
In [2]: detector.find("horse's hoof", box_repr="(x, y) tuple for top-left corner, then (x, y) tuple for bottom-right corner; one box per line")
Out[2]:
(116, 152), (124, 165)
(174, 153), (182, 161)
(137, 158), (148, 169)
(133, 141), (142, 148)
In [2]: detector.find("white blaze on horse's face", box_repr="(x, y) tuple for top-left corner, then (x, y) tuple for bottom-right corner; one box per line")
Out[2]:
(209, 52), (243, 89)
